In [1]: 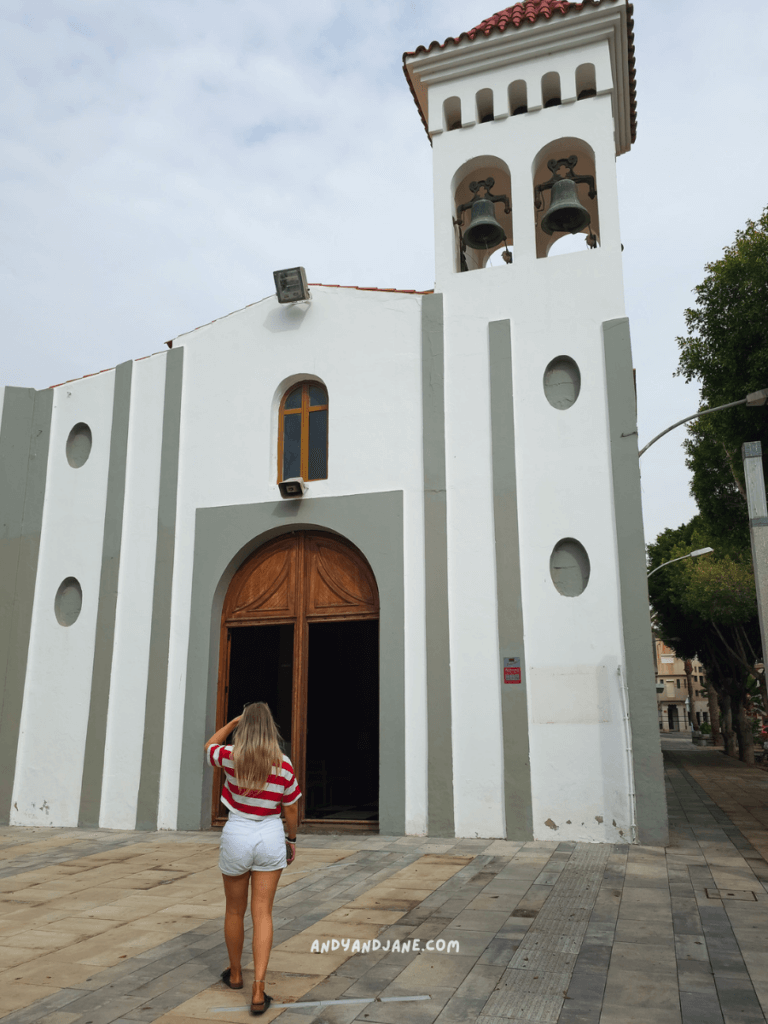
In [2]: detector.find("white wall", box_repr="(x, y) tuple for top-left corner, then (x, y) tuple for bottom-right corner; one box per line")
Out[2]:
(156, 287), (429, 831)
(8, 11), (642, 840)
(429, 26), (635, 840)
(432, 90), (620, 286)
(439, 259), (633, 842)
(11, 371), (114, 826)
(99, 352), (166, 829)
(427, 38), (612, 133)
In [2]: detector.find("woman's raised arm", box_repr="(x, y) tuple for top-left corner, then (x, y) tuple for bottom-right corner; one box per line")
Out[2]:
(204, 716), (241, 751)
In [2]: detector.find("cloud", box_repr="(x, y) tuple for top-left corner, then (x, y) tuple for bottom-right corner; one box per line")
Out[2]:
(1, 0), (767, 541)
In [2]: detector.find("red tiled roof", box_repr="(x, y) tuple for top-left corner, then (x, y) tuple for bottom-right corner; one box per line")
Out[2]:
(307, 284), (434, 294)
(470, 0), (600, 38)
(404, 1), (637, 144)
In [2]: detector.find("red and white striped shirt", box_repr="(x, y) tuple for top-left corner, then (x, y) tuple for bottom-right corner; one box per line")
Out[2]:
(207, 744), (301, 817)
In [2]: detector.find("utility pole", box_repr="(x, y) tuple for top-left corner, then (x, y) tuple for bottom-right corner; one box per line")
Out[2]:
(742, 442), (768, 692)
(684, 658), (696, 731)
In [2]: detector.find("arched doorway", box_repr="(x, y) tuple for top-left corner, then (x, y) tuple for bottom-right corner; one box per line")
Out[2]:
(212, 531), (380, 829)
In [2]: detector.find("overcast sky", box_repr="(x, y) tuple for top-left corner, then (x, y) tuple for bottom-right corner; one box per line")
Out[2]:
(2, 0), (767, 545)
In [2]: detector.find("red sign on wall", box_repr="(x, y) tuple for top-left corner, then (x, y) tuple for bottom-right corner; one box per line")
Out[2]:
(503, 657), (521, 684)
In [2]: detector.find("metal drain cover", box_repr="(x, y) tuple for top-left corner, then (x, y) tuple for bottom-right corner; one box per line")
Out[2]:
(706, 888), (757, 901)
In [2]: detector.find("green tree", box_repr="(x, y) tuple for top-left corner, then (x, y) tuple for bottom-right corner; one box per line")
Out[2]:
(676, 207), (768, 551)
(648, 521), (763, 763)
(651, 208), (768, 761)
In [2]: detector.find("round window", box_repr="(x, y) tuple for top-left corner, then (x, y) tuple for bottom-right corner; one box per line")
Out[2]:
(55, 577), (82, 626)
(543, 357), (581, 410)
(550, 539), (590, 597)
(66, 423), (92, 468)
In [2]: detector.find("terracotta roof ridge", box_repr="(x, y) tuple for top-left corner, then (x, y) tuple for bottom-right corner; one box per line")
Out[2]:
(49, 350), (165, 389)
(403, 1), (636, 145)
(307, 283), (434, 294)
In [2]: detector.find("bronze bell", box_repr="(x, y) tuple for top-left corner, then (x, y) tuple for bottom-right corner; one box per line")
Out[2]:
(464, 196), (507, 250)
(541, 177), (591, 235)
(456, 177), (510, 254)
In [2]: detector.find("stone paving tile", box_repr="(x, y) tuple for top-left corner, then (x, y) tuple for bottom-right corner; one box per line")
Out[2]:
(680, 988), (725, 1024)
(432, 962), (504, 1022)
(563, 970), (607, 1011)
(713, 973), (767, 1024)
(352, 986), (455, 1023)
(580, 920), (616, 947)
(340, 961), (403, 998)
(571, 943), (611, 975)
(0, 988), (91, 1024)
(476, 937), (518, 967)
(6, 743), (768, 1024)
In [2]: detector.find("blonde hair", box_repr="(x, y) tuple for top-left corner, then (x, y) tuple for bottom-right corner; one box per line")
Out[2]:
(232, 702), (284, 794)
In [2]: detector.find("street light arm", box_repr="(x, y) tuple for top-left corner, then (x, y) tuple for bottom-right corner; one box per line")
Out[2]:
(648, 554), (694, 577)
(639, 398), (748, 457)
(647, 547), (713, 577)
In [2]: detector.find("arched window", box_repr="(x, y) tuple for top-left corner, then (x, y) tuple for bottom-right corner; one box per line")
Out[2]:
(576, 63), (597, 100)
(508, 79), (527, 116)
(476, 88), (494, 123)
(278, 381), (328, 482)
(542, 71), (561, 108)
(444, 96), (462, 131)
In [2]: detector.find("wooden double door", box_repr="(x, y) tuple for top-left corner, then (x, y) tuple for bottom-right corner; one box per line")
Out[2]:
(213, 531), (380, 828)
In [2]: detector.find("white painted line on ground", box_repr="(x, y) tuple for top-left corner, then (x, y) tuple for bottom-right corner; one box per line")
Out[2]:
(209, 994), (431, 1011)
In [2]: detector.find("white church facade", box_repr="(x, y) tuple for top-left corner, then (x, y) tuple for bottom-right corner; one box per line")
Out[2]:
(0, 0), (668, 844)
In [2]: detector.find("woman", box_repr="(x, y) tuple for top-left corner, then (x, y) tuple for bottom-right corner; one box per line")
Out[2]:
(205, 702), (301, 1015)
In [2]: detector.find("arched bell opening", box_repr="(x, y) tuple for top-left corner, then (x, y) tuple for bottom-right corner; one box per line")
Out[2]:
(576, 63), (597, 100)
(508, 79), (528, 116)
(444, 95), (462, 131)
(532, 137), (600, 259)
(476, 88), (494, 124)
(542, 71), (562, 108)
(451, 155), (513, 273)
(547, 233), (598, 258)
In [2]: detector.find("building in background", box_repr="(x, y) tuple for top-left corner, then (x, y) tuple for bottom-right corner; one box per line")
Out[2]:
(654, 639), (709, 732)
(0, 0), (667, 843)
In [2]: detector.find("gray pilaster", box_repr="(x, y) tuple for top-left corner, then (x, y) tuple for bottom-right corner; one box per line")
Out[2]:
(176, 493), (405, 833)
(422, 293), (455, 837)
(603, 318), (669, 846)
(136, 347), (184, 830)
(0, 387), (53, 823)
(78, 361), (133, 828)
(489, 320), (534, 841)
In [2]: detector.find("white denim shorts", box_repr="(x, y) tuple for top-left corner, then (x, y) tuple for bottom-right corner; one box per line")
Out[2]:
(219, 811), (287, 876)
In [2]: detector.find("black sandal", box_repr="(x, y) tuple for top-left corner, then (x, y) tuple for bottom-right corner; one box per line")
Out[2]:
(250, 980), (272, 1016)
(220, 968), (243, 990)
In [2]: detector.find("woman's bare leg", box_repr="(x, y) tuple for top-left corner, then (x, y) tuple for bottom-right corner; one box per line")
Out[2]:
(250, 868), (282, 1005)
(222, 871), (250, 985)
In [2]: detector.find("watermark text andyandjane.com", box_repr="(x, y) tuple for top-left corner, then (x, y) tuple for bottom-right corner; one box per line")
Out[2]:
(310, 937), (460, 954)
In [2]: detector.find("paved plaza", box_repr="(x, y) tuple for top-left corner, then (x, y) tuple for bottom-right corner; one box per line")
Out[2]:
(2, 738), (768, 1024)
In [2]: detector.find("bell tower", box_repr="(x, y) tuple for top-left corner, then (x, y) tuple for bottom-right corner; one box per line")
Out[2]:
(405, 1), (668, 844)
